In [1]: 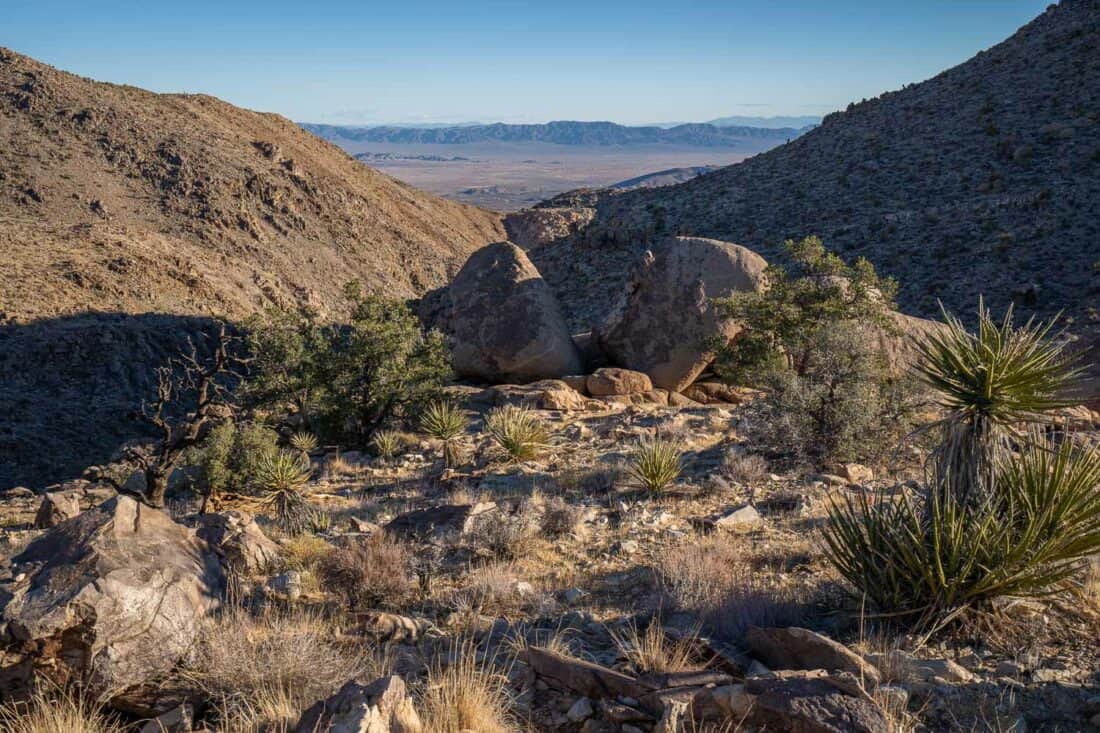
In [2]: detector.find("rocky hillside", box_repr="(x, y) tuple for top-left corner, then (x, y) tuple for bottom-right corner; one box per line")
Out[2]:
(0, 47), (503, 322)
(611, 166), (721, 190)
(514, 0), (1100, 334)
(303, 120), (805, 148)
(0, 48), (503, 489)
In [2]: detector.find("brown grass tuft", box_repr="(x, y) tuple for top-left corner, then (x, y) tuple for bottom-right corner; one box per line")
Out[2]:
(0, 687), (122, 733)
(318, 532), (416, 609)
(418, 639), (518, 733)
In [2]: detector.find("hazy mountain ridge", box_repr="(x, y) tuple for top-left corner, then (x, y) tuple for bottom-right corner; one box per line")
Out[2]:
(303, 120), (810, 147)
(517, 0), (1100, 337)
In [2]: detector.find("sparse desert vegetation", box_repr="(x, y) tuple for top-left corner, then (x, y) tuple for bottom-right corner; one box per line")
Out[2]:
(2, 4), (1099, 732)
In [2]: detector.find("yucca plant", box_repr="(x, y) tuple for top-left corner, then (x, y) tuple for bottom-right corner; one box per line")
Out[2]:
(629, 436), (683, 493)
(484, 405), (550, 462)
(914, 300), (1081, 506)
(824, 438), (1100, 632)
(256, 450), (313, 535)
(371, 429), (402, 460)
(422, 401), (468, 468)
(307, 509), (332, 534)
(289, 431), (319, 458)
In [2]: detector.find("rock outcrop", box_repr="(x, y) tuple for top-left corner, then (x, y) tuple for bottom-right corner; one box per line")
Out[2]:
(444, 242), (582, 383)
(295, 675), (423, 733)
(595, 237), (767, 391)
(0, 496), (225, 701)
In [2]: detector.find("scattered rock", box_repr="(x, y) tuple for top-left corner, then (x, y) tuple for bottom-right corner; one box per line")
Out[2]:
(32, 491), (81, 528)
(744, 627), (881, 685)
(489, 380), (593, 411)
(681, 382), (762, 405)
(567, 696), (595, 722)
(714, 504), (763, 531)
(840, 463), (873, 484)
(295, 675), (422, 733)
(586, 368), (653, 396)
(524, 646), (653, 701)
(194, 510), (280, 574)
(0, 496), (225, 701)
(266, 570), (303, 602)
(744, 670), (888, 733)
(867, 650), (975, 684)
(385, 502), (499, 539)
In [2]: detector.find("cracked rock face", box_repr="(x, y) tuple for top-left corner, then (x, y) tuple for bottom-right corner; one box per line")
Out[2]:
(0, 495), (225, 701)
(595, 236), (767, 392)
(445, 241), (582, 384)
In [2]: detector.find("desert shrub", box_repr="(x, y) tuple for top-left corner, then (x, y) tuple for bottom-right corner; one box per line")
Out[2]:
(657, 533), (810, 641)
(540, 496), (586, 538)
(824, 304), (1099, 631)
(914, 301), (1081, 506)
(0, 687), (123, 733)
(370, 429), (402, 460)
(191, 420), (280, 498)
(722, 449), (770, 484)
(485, 405), (550, 462)
(189, 607), (380, 732)
(318, 533), (415, 609)
(629, 436), (683, 493)
(609, 620), (701, 674)
(714, 236), (916, 465)
(471, 516), (539, 560)
(288, 430), (319, 457)
(256, 449), (312, 534)
(419, 640), (517, 733)
(825, 437), (1100, 632)
(280, 533), (334, 573)
(421, 400), (468, 468)
(245, 282), (450, 446)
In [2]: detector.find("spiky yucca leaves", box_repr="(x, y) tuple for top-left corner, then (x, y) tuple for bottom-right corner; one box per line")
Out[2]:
(289, 431), (319, 457)
(422, 401), (468, 468)
(485, 405), (550, 462)
(915, 301), (1081, 505)
(371, 429), (402, 460)
(257, 450), (313, 535)
(422, 400), (467, 441)
(629, 436), (683, 493)
(824, 438), (1100, 632)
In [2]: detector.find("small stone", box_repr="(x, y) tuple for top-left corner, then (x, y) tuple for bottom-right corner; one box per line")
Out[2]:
(567, 697), (594, 722)
(266, 570), (303, 601)
(747, 659), (770, 677)
(563, 588), (587, 603)
(996, 660), (1025, 677)
(622, 726), (645, 733)
(714, 504), (762, 531)
(842, 463), (874, 484)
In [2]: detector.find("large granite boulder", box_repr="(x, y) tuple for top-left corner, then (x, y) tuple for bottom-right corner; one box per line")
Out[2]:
(194, 510), (280, 575)
(445, 242), (582, 383)
(595, 237), (767, 392)
(0, 496), (225, 702)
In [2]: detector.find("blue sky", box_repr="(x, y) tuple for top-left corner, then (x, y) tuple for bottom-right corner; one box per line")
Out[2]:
(3, 1), (1049, 125)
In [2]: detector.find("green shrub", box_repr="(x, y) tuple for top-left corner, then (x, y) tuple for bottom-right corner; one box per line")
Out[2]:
(485, 405), (549, 462)
(257, 450), (313, 535)
(370, 429), (402, 460)
(191, 421), (280, 499)
(824, 438), (1100, 632)
(629, 436), (683, 493)
(245, 282), (451, 446)
(421, 400), (467, 441)
(824, 303), (1098, 632)
(714, 236), (916, 465)
(422, 401), (468, 468)
(914, 301), (1081, 506)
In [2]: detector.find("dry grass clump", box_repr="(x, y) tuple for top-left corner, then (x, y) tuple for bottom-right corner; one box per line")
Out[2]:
(540, 496), (586, 539)
(419, 640), (518, 733)
(722, 450), (770, 484)
(318, 532), (416, 609)
(610, 620), (702, 674)
(470, 516), (540, 560)
(452, 561), (539, 616)
(188, 606), (380, 732)
(485, 405), (550, 462)
(656, 533), (810, 641)
(279, 533), (333, 573)
(0, 687), (123, 733)
(629, 436), (683, 493)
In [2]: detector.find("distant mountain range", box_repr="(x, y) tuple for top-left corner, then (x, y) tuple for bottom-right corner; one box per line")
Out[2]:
(301, 120), (812, 148)
(706, 115), (823, 129)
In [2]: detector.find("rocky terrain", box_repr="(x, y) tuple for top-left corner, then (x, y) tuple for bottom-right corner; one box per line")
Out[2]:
(0, 48), (504, 489)
(0, 47), (503, 323)
(610, 167), (721, 191)
(303, 121), (808, 148)
(506, 0), (1100, 335)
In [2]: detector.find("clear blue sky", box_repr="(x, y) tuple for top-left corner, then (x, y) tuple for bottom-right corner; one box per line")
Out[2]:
(2, 1), (1050, 125)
